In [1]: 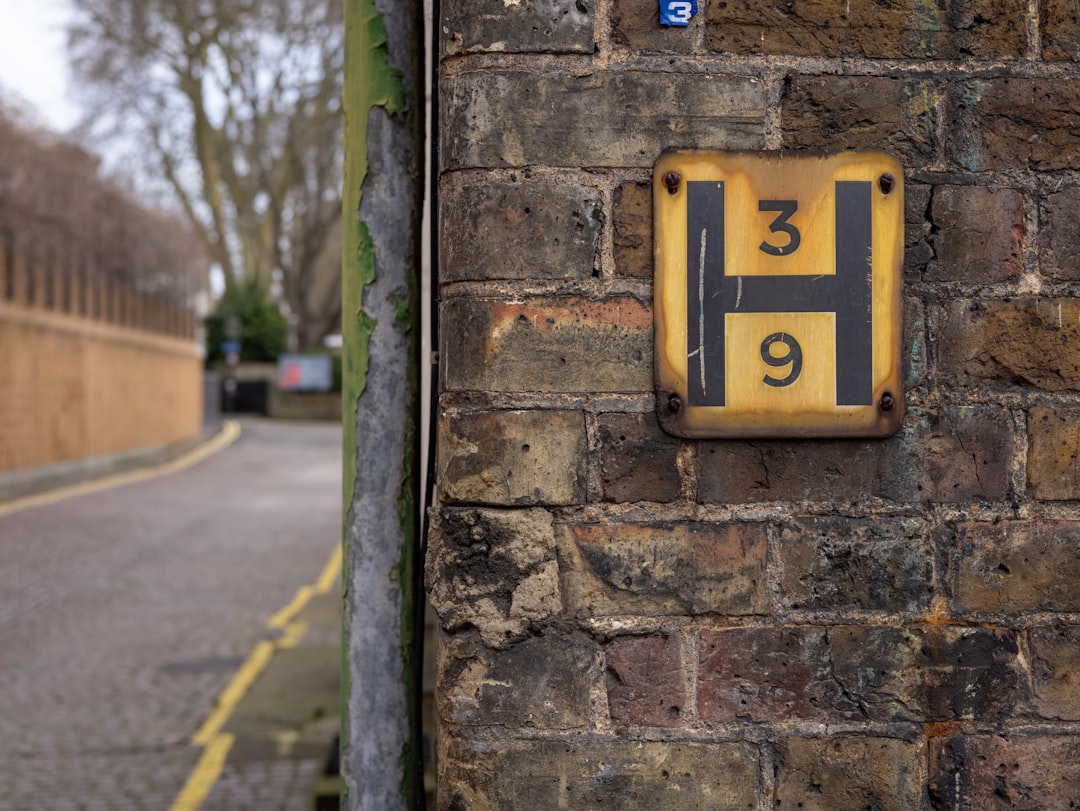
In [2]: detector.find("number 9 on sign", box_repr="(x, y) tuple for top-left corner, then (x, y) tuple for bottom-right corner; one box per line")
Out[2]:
(760, 333), (802, 387)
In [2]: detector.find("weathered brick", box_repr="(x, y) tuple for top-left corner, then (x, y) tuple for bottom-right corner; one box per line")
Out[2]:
(437, 410), (586, 505)
(427, 508), (561, 647)
(612, 0), (697, 52)
(440, 181), (603, 282)
(1039, 185), (1080, 280)
(440, 738), (760, 809)
(782, 76), (939, 164)
(440, 296), (651, 393)
(1029, 625), (1080, 721)
(1042, 0), (1080, 60)
(925, 186), (1025, 283)
(697, 407), (1013, 505)
(952, 521), (1080, 614)
(905, 297), (928, 390)
(707, 0), (1026, 59)
(597, 412), (682, 503)
(442, 70), (765, 170)
(939, 298), (1080, 391)
(905, 182), (934, 277)
(1028, 407), (1080, 500)
(776, 737), (921, 811)
(439, 632), (597, 727)
(830, 626), (1022, 724)
(612, 180), (652, 279)
(440, 0), (593, 55)
(558, 522), (768, 616)
(699, 625), (1021, 725)
(778, 516), (933, 612)
(698, 626), (851, 723)
(605, 634), (686, 726)
(949, 78), (1080, 171)
(929, 735), (1080, 810)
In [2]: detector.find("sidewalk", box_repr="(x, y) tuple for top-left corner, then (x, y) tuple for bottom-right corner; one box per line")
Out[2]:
(193, 565), (342, 811)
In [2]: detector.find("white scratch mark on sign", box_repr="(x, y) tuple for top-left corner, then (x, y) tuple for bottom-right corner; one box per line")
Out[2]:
(699, 227), (708, 394)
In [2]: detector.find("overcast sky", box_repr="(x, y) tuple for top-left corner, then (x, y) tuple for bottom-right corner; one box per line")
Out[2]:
(0, 0), (80, 132)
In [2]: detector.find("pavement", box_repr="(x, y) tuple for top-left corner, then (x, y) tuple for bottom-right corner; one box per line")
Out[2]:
(0, 418), (343, 811)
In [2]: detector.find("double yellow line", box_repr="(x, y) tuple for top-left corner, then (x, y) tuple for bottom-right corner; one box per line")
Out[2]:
(169, 544), (342, 811)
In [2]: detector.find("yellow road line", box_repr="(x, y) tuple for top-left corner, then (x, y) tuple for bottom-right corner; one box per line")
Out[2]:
(170, 733), (235, 811)
(267, 543), (341, 629)
(171, 543), (340, 811)
(267, 586), (314, 630)
(315, 544), (343, 594)
(0, 421), (242, 519)
(192, 621), (308, 746)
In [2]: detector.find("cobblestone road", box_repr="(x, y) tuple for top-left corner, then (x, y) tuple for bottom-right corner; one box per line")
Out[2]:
(0, 419), (341, 811)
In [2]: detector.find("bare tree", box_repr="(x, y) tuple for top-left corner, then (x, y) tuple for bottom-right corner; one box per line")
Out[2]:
(67, 0), (344, 350)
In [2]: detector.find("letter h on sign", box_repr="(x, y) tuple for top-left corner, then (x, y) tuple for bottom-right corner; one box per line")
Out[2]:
(686, 181), (873, 407)
(652, 150), (904, 438)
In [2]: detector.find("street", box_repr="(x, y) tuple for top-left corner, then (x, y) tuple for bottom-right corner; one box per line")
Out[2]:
(0, 419), (342, 811)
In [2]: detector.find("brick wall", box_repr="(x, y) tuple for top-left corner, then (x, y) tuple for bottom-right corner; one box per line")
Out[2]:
(0, 299), (203, 474)
(431, 1), (1080, 807)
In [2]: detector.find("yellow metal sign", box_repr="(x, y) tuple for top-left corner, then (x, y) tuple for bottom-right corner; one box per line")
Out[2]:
(654, 151), (904, 438)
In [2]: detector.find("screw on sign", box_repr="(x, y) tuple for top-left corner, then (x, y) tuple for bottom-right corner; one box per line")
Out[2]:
(653, 151), (905, 438)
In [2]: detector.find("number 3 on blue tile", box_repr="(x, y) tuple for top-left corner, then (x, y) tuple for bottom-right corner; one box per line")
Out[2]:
(660, 0), (697, 27)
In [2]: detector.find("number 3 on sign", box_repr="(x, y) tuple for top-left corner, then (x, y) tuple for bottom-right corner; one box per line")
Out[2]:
(758, 200), (800, 256)
(660, 0), (698, 26)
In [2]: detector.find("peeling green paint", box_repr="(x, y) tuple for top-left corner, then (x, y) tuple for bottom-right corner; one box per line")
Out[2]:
(393, 292), (412, 333)
(342, 0), (404, 804)
(343, 1), (405, 526)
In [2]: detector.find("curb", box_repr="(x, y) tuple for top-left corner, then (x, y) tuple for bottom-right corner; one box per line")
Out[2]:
(0, 421), (242, 518)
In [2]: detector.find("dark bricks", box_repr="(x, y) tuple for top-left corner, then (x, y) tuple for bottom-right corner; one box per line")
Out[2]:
(951, 520), (1080, 614)
(440, 0), (593, 55)
(778, 515), (933, 612)
(439, 632), (597, 727)
(559, 521), (768, 616)
(1029, 625), (1080, 720)
(434, 3), (1080, 809)
(905, 182), (934, 276)
(929, 735), (1080, 809)
(949, 78), (1080, 171)
(1039, 185), (1080, 279)
(442, 70), (765, 170)
(939, 298), (1080, 391)
(776, 737), (921, 811)
(597, 412), (682, 503)
(925, 186), (1025, 283)
(605, 634), (686, 726)
(698, 626), (849, 723)
(707, 0), (1026, 59)
(441, 738), (761, 809)
(1042, 0), (1080, 60)
(697, 407), (1014, 505)
(440, 181), (603, 282)
(782, 76), (939, 164)
(698, 625), (1022, 724)
(440, 296), (651, 394)
(437, 410), (586, 505)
